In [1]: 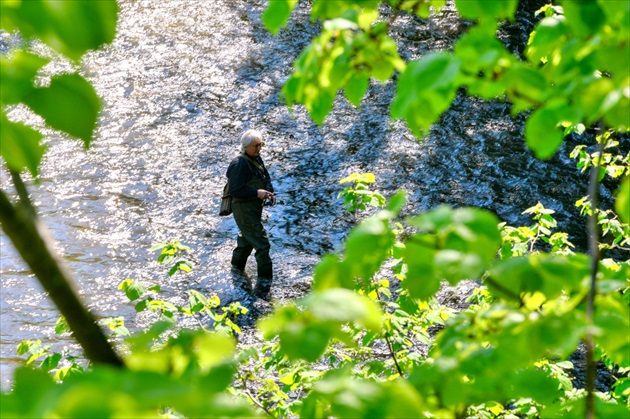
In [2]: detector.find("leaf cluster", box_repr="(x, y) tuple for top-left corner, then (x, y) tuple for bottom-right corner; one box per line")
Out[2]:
(1, 1), (118, 177)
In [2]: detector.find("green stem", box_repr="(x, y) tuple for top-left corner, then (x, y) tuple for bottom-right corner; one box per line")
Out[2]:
(384, 333), (404, 377)
(585, 135), (608, 419)
(237, 370), (275, 418)
(0, 186), (124, 367)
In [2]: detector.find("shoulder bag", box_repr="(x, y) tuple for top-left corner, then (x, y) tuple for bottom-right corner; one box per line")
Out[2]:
(219, 181), (232, 216)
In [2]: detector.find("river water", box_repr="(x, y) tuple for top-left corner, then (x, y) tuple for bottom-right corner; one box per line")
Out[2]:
(0, 0), (609, 389)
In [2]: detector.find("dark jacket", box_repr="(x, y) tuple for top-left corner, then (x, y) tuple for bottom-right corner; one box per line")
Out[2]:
(226, 154), (274, 199)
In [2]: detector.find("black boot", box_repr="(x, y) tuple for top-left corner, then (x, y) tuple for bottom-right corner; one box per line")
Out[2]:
(252, 278), (272, 301)
(231, 265), (252, 293)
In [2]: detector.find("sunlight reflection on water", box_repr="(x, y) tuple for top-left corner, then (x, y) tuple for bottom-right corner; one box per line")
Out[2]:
(0, 0), (596, 390)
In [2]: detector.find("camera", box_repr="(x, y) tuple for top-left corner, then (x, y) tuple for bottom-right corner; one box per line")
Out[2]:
(263, 198), (274, 207)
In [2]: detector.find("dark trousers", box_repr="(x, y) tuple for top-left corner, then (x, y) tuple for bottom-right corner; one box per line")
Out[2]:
(231, 200), (273, 293)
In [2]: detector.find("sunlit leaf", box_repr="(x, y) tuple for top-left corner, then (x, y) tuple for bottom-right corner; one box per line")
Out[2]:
(578, 78), (620, 126)
(344, 73), (369, 107)
(0, 51), (49, 105)
(503, 64), (549, 113)
(0, 0), (118, 61)
(0, 114), (45, 177)
(509, 368), (559, 405)
(344, 216), (395, 282)
(23, 74), (101, 146)
(434, 250), (484, 284)
(54, 316), (71, 335)
(525, 101), (577, 159)
(279, 322), (331, 362)
(313, 254), (354, 290)
(594, 294), (630, 366)
(562, 0), (605, 38)
(3, 367), (55, 418)
(403, 239), (440, 300)
(324, 18), (359, 31)
(304, 289), (382, 331)
(391, 53), (461, 137)
(385, 190), (406, 213)
(526, 16), (568, 64)
(616, 176), (630, 224)
(311, 0), (380, 21)
(194, 333), (236, 371)
(454, 0), (518, 22)
(262, 0), (297, 35)
(118, 279), (147, 301)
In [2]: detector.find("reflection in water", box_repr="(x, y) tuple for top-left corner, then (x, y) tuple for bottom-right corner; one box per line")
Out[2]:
(0, 0), (598, 389)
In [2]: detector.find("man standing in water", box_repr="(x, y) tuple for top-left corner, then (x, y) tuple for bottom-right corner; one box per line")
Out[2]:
(227, 129), (275, 300)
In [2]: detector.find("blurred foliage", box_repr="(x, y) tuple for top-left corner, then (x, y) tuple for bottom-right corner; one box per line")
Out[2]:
(2, 0), (630, 418)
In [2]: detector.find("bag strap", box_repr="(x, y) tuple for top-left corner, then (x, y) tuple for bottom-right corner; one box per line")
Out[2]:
(241, 153), (266, 174)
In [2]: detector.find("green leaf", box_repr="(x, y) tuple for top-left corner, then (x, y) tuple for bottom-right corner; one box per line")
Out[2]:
(0, 51), (49, 105)
(40, 353), (62, 372)
(193, 333), (236, 370)
(311, 0), (380, 21)
(148, 242), (168, 251)
(385, 190), (406, 213)
(603, 94), (630, 132)
(509, 368), (559, 405)
(344, 73), (369, 107)
(391, 53), (461, 137)
(262, 0), (297, 35)
(54, 316), (71, 335)
(118, 280), (147, 301)
(578, 78), (620, 126)
(324, 18), (359, 31)
(6, 367), (55, 418)
(526, 16), (568, 64)
(304, 289), (382, 331)
(434, 250), (484, 285)
(455, 0), (518, 22)
(279, 322), (331, 362)
(134, 299), (148, 312)
(503, 64), (549, 113)
(313, 254), (355, 290)
(23, 74), (101, 146)
(562, 0), (606, 38)
(408, 204), (454, 231)
(0, 114), (45, 177)
(524, 101), (576, 159)
(344, 216), (395, 282)
(403, 239), (440, 300)
(0, 0), (118, 61)
(488, 254), (589, 301)
(594, 294), (630, 365)
(615, 176), (630, 224)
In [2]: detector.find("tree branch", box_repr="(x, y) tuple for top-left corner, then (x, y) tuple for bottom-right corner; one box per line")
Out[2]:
(0, 187), (124, 367)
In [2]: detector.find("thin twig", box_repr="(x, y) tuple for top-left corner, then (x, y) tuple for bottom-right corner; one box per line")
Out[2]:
(375, 292), (405, 377)
(384, 333), (404, 377)
(585, 133), (608, 419)
(483, 276), (523, 303)
(237, 370), (275, 418)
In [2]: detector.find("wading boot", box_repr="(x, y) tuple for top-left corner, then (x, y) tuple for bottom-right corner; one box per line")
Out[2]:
(252, 278), (272, 301)
(231, 265), (252, 293)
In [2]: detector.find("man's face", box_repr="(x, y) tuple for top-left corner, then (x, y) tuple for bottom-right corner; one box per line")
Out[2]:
(245, 138), (263, 157)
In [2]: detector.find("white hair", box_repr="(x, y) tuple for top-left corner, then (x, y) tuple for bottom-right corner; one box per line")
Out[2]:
(240, 129), (262, 153)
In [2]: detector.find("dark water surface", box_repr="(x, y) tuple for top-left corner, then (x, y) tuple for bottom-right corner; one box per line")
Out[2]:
(1, 0), (602, 388)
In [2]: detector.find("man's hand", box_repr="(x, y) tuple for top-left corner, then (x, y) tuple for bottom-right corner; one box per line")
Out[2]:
(257, 189), (275, 204)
